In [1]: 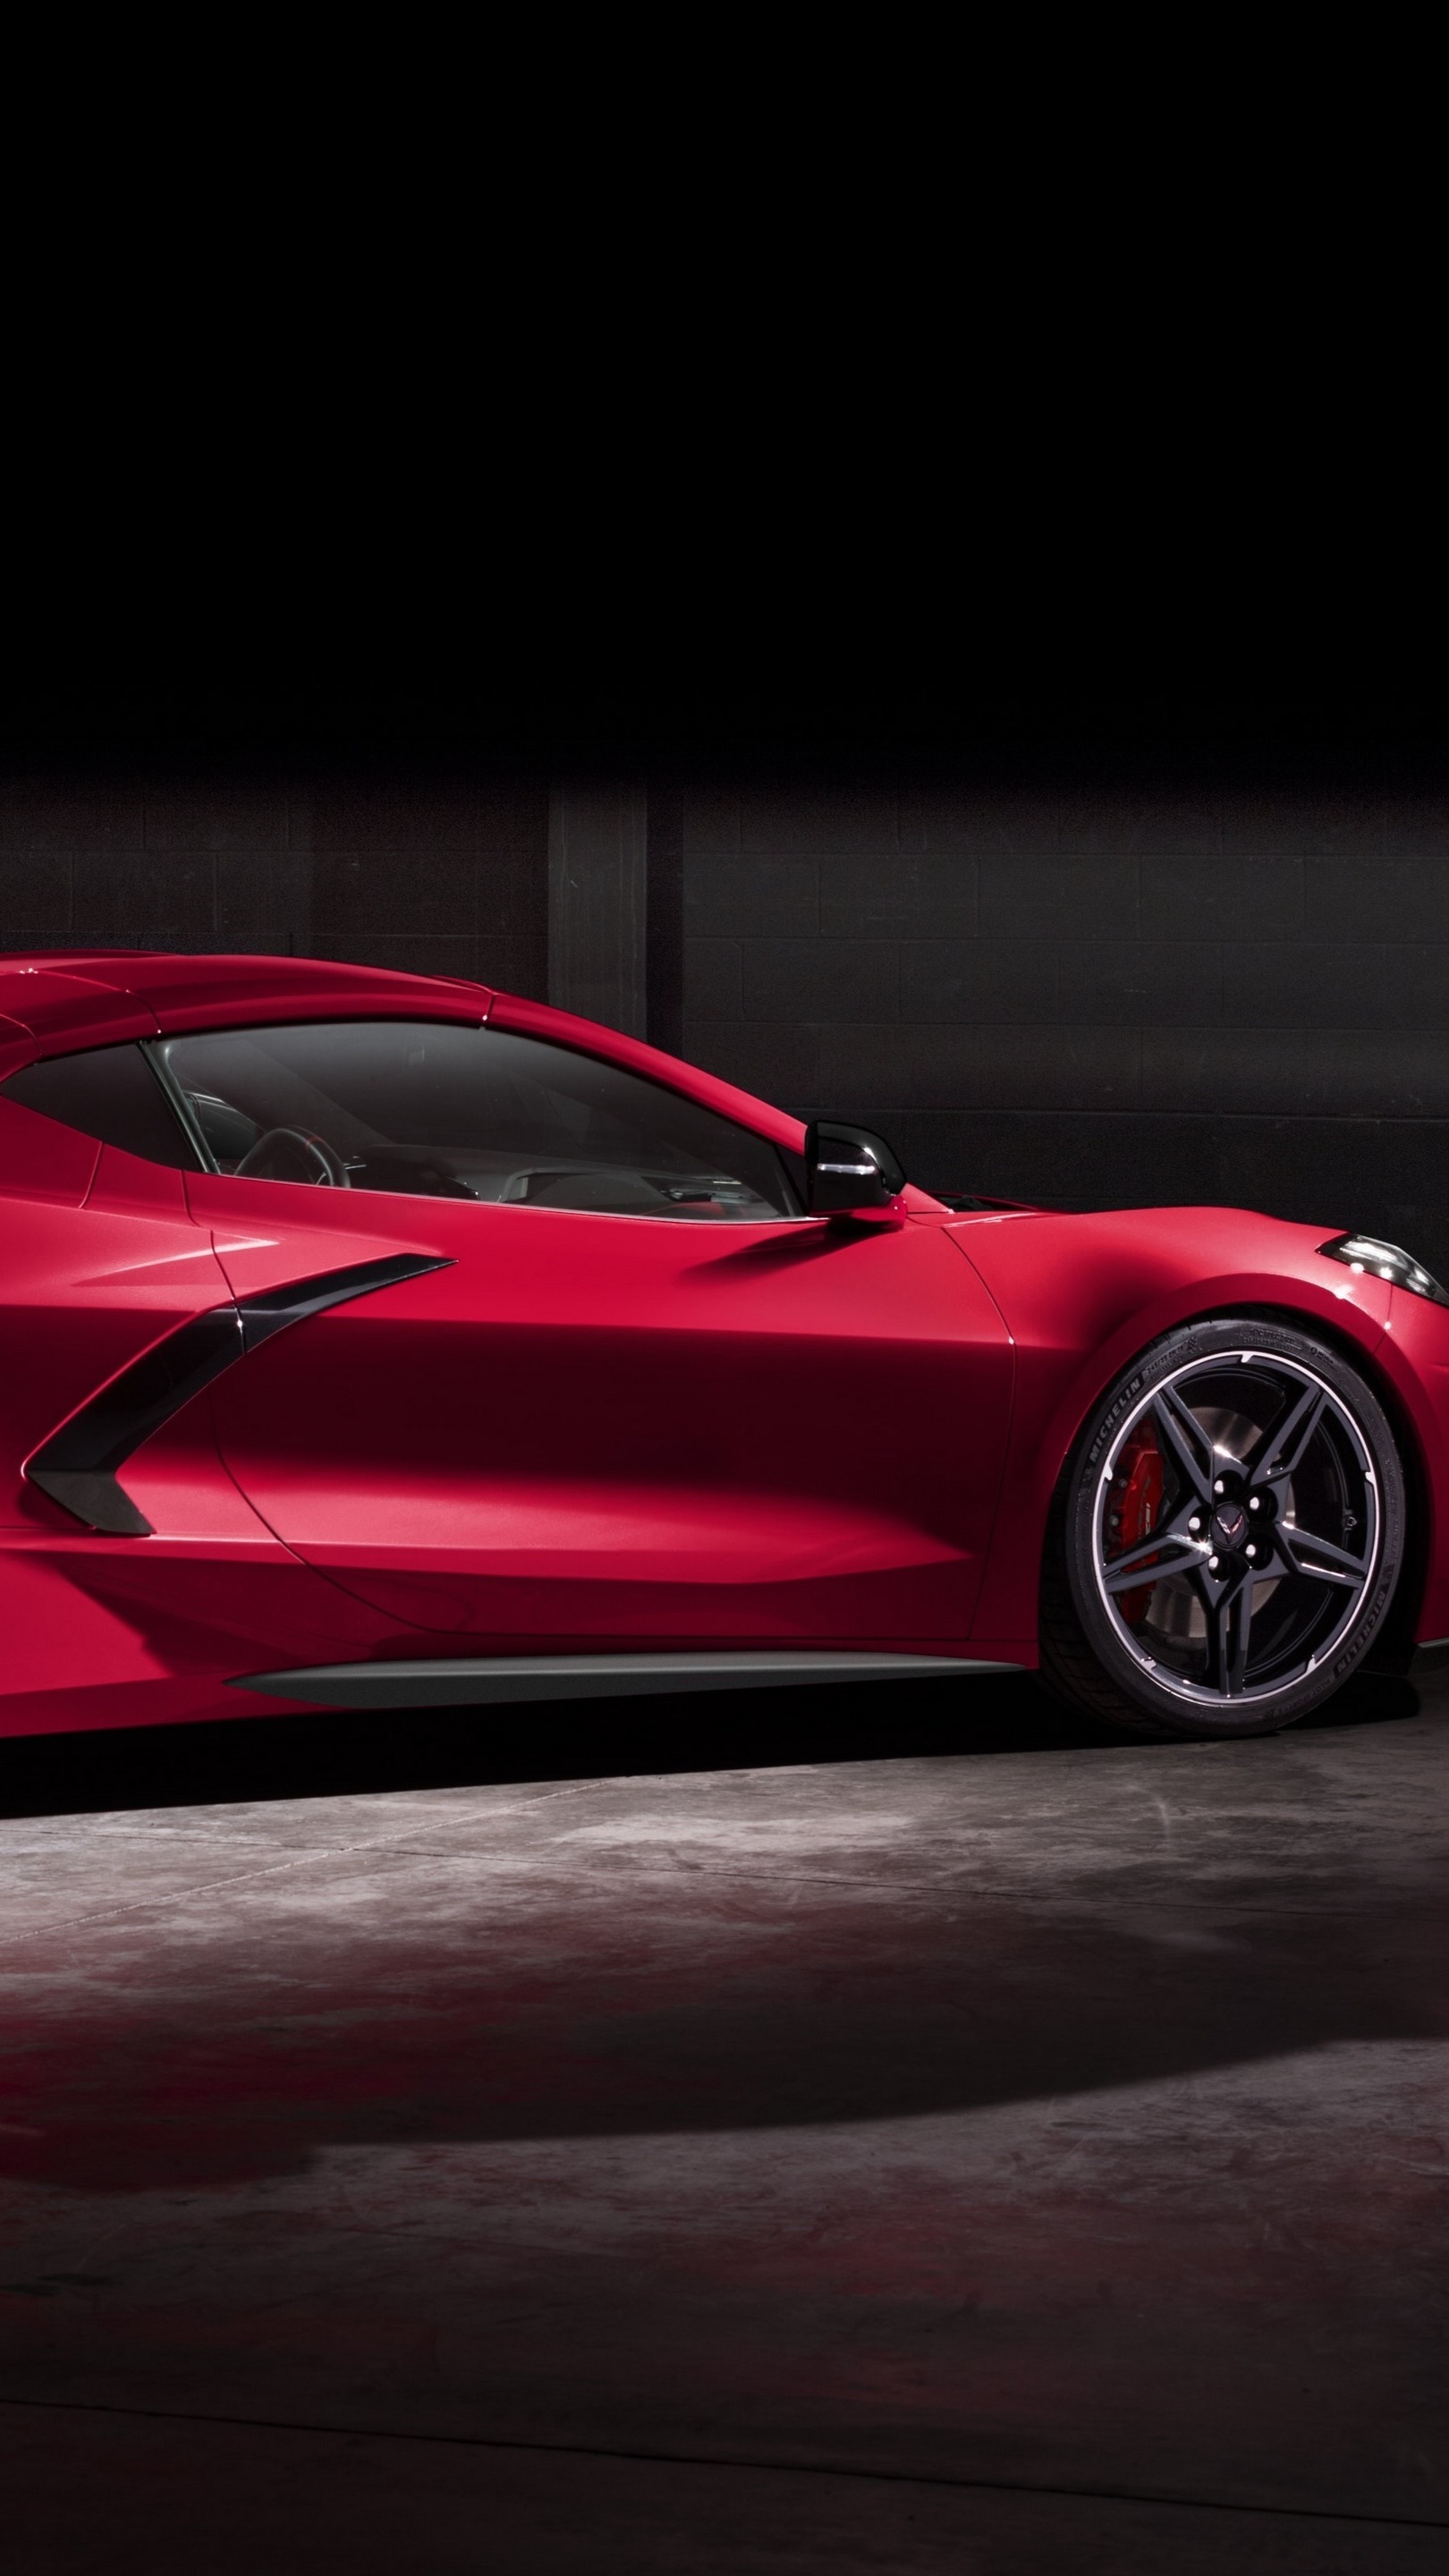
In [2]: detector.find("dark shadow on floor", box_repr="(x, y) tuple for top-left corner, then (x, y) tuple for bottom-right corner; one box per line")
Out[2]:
(0, 1662), (1445, 2190)
(0, 1667), (1427, 1823)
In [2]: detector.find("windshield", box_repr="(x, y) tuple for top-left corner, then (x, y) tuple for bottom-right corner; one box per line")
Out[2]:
(155, 1021), (801, 1221)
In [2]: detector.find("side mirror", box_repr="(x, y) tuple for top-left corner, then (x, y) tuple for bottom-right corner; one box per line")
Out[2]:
(805, 1120), (908, 1217)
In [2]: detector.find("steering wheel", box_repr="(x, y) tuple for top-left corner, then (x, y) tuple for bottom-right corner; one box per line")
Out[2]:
(233, 1127), (352, 1187)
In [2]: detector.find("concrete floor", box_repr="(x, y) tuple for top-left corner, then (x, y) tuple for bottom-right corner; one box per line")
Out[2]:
(3, 1671), (1449, 2572)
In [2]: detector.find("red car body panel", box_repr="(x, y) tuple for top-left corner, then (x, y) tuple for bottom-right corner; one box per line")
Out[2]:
(196, 1172), (1013, 1646)
(0, 947), (1444, 1738)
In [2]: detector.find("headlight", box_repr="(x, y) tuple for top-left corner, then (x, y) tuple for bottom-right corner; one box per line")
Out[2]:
(1320, 1233), (1449, 1307)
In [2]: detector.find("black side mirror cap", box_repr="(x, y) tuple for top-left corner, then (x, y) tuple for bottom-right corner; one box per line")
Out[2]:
(804, 1120), (908, 1216)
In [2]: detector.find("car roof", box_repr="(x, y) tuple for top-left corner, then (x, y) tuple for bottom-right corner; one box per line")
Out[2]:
(0, 950), (806, 1155)
(0, 949), (494, 1046)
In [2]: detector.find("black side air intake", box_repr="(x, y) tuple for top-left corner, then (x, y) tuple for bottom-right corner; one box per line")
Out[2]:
(26, 1252), (452, 1535)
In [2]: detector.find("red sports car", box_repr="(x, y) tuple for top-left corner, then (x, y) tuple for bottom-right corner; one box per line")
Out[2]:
(0, 948), (1442, 1744)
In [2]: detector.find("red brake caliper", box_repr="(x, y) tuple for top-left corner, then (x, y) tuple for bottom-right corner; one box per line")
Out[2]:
(1108, 1422), (1165, 1623)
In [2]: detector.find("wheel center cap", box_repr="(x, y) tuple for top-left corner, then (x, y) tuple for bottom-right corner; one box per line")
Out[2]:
(1213, 1503), (1249, 1548)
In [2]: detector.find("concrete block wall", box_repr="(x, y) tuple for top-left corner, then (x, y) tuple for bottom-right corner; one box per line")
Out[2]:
(682, 787), (1449, 1273)
(0, 780), (548, 996)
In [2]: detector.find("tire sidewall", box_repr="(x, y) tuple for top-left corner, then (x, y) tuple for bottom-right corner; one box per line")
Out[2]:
(1063, 1317), (1406, 1736)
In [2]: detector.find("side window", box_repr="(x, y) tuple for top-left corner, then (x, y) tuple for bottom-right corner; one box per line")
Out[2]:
(157, 1021), (801, 1219)
(0, 1043), (199, 1170)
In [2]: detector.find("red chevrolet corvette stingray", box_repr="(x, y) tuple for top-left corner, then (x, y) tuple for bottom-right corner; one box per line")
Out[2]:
(0, 947), (1443, 1744)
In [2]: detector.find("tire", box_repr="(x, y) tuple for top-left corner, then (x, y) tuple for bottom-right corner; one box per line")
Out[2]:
(1039, 1316), (1406, 1741)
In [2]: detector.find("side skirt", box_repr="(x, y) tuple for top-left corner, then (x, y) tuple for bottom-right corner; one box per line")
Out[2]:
(233, 1652), (1024, 1708)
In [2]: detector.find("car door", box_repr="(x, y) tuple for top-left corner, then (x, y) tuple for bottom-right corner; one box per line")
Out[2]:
(165, 1014), (1013, 1649)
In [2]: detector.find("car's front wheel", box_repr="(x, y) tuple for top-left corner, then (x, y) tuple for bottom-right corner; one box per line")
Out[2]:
(1040, 1317), (1406, 1740)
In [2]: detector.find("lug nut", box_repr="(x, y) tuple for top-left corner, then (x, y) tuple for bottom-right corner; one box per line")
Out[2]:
(1214, 1479), (1225, 1495)
(1208, 1555), (1220, 1571)
(1189, 1516), (1201, 1532)
(1249, 1496), (1261, 1512)
(1246, 1544), (1258, 1560)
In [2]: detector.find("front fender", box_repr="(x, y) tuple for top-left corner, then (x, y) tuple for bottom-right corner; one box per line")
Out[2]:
(942, 1208), (1426, 1653)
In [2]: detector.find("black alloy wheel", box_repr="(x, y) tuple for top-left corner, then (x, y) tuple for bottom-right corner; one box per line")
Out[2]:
(1040, 1317), (1406, 1740)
